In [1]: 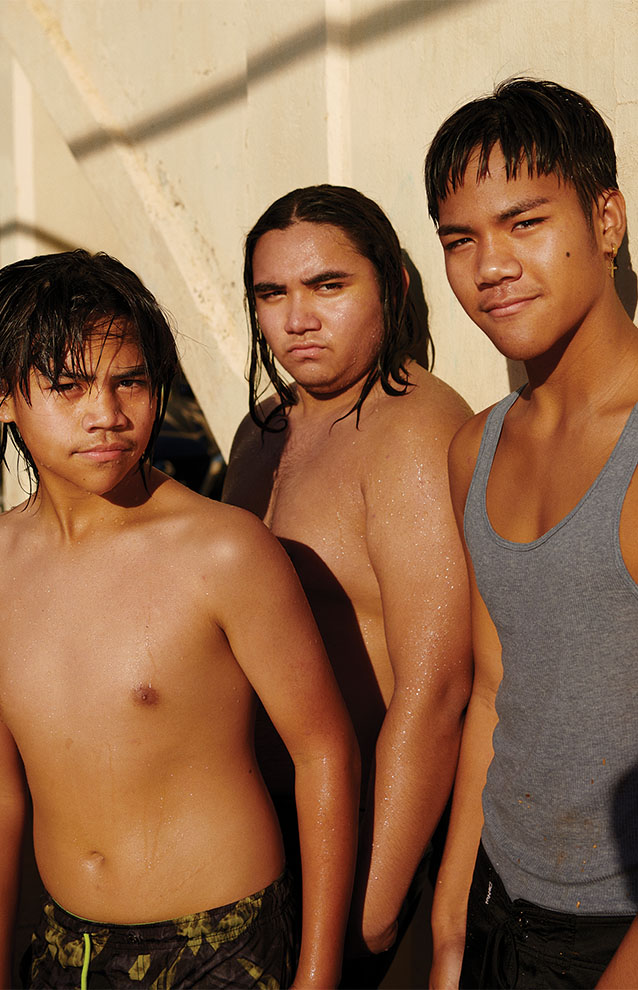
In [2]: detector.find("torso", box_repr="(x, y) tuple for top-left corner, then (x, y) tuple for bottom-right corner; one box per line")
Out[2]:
(0, 477), (283, 922)
(482, 388), (638, 579)
(224, 364), (470, 787)
(463, 387), (638, 913)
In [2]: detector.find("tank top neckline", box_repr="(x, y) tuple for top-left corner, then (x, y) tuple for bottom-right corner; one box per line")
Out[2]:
(479, 389), (638, 552)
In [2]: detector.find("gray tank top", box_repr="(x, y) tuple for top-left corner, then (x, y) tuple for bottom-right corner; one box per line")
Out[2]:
(465, 388), (638, 915)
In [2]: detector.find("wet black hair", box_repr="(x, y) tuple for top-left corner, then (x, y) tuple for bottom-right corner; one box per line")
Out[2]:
(244, 184), (430, 429)
(424, 77), (618, 226)
(0, 249), (178, 489)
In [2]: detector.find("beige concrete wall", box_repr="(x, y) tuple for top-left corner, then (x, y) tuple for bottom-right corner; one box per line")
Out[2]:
(0, 0), (636, 507)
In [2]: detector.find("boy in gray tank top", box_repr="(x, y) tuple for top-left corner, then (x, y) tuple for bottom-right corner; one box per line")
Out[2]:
(423, 79), (638, 988)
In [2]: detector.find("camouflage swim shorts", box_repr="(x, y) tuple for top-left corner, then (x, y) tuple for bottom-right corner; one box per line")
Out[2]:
(25, 870), (296, 988)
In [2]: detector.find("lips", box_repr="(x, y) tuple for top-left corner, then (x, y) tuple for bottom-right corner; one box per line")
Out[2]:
(76, 443), (133, 461)
(287, 342), (325, 357)
(482, 296), (538, 317)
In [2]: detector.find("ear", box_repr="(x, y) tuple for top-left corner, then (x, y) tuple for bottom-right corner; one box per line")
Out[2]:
(594, 188), (627, 256)
(0, 392), (16, 424)
(401, 264), (410, 294)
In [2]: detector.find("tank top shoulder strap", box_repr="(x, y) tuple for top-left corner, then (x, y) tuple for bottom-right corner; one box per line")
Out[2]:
(593, 402), (638, 500)
(469, 387), (523, 493)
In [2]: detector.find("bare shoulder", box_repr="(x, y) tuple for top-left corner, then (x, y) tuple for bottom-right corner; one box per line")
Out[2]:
(226, 396), (284, 462)
(0, 500), (30, 551)
(226, 410), (262, 458)
(361, 365), (472, 482)
(223, 400), (286, 513)
(151, 472), (287, 570)
(371, 364), (472, 443)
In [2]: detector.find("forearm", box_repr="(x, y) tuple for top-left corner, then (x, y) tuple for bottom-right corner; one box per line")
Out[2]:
(429, 691), (497, 989)
(0, 803), (26, 989)
(596, 916), (638, 988)
(293, 745), (360, 988)
(354, 694), (465, 953)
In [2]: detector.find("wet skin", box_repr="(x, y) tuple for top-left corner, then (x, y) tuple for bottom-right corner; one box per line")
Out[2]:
(429, 152), (638, 989)
(225, 221), (473, 953)
(0, 331), (359, 989)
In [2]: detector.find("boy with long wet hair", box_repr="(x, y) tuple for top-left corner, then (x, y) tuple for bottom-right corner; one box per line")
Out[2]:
(225, 186), (471, 987)
(0, 250), (177, 487)
(243, 183), (433, 429)
(0, 249), (359, 989)
(424, 78), (638, 988)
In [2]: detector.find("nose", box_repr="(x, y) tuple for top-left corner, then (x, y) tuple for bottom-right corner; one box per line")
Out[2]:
(81, 386), (128, 432)
(284, 292), (321, 335)
(474, 235), (522, 288)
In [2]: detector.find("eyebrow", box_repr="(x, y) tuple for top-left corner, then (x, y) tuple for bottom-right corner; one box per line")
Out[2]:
(437, 196), (552, 237)
(498, 196), (551, 222)
(56, 364), (148, 381)
(253, 269), (353, 293)
(112, 365), (148, 379)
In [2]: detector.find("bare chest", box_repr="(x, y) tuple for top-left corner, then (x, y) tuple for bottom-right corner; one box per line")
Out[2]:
(264, 428), (376, 602)
(0, 551), (248, 755)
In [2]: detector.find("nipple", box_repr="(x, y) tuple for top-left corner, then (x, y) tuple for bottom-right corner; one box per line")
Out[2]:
(131, 683), (159, 706)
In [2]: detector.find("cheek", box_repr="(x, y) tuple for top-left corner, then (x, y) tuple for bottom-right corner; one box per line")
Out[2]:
(444, 256), (472, 305)
(254, 308), (281, 350)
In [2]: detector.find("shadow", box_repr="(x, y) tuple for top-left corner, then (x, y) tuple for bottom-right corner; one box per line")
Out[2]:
(403, 251), (435, 372)
(612, 761), (638, 905)
(154, 369), (226, 499)
(256, 538), (386, 797)
(616, 232), (637, 320)
(66, 0), (479, 160)
(0, 220), (82, 254)
(507, 358), (528, 392)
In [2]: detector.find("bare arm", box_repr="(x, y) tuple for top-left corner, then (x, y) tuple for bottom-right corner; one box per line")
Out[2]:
(0, 721), (27, 989)
(352, 387), (473, 955)
(220, 513), (360, 989)
(596, 917), (638, 988)
(429, 414), (503, 990)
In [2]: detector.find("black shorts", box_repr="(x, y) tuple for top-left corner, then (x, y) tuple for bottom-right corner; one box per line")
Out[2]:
(25, 870), (297, 989)
(461, 843), (634, 989)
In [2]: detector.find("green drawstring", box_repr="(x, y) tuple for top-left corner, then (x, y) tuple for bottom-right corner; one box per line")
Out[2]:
(81, 932), (91, 990)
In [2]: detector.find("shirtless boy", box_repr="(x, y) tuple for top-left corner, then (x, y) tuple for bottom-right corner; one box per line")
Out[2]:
(223, 185), (472, 986)
(424, 78), (638, 988)
(0, 249), (359, 989)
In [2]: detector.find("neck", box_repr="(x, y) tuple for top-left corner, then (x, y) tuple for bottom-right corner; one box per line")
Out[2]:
(292, 376), (373, 423)
(28, 467), (154, 543)
(523, 293), (638, 414)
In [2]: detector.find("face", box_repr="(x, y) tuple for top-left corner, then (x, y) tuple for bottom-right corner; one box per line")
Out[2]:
(0, 330), (157, 498)
(436, 149), (608, 363)
(251, 221), (385, 398)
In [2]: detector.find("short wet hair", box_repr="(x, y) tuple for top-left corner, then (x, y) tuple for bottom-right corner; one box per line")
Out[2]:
(424, 77), (618, 226)
(244, 184), (429, 429)
(0, 249), (178, 487)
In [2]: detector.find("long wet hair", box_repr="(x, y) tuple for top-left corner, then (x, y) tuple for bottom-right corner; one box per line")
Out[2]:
(0, 249), (178, 490)
(244, 184), (429, 429)
(424, 77), (618, 226)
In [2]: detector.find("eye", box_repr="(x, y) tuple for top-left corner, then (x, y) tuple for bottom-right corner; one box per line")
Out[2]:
(443, 237), (472, 252)
(49, 380), (81, 394)
(317, 281), (344, 292)
(118, 377), (149, 390)
(255, 289), (285, 301)
(514, 217), (544, 230)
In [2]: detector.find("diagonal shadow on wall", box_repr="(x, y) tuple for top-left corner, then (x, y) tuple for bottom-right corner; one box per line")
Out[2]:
(68, 0), (478, 159)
